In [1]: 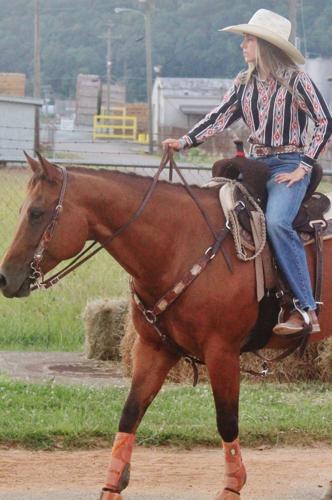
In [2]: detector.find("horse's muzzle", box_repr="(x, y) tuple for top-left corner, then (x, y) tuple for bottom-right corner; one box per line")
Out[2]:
(0, 267), (31, 298)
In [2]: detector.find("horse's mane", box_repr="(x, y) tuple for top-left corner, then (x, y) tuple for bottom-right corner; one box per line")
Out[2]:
(65, 164), (214, 193)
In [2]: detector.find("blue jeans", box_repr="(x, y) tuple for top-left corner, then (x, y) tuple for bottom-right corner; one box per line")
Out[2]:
(254, 152), (316, 311)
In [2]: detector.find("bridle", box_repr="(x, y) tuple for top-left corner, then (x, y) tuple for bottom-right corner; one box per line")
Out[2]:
(30, 165), (68, 289)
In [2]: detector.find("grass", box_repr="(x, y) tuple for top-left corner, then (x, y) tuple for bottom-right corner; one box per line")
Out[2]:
(0, 378), (331, 449)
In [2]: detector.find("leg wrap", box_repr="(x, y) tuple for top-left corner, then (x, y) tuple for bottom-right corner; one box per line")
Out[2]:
(103, 432), (135, 493)
(222, 438), (246, 493)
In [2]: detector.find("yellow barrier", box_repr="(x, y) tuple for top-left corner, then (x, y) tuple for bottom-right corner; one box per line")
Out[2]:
(93, 112), (137, 141)
(137, 133), (149, 144)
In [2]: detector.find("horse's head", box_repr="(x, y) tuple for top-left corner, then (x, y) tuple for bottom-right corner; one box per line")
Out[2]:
(0, 154), (88, 298)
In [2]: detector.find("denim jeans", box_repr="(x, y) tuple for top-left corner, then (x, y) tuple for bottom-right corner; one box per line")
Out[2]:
(253, 152), (316, 311)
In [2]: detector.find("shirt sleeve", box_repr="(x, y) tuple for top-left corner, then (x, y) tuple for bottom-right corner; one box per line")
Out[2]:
(181, 74), (244, 148)
(295, 71), (332, 168)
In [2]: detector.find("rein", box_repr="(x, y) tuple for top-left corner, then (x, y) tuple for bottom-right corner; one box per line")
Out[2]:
(30, 149), (232, 291)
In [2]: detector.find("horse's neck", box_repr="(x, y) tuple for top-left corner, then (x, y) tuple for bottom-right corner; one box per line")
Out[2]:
(77, 169), (213, 286)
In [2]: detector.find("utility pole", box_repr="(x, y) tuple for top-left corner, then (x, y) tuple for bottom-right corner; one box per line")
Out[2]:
(115, 1), (155, 152)
(288, 0), (298, 45)
(34, 0), (41, 152)
(106, 23), (112, 115)
(142, 0), (154, 154)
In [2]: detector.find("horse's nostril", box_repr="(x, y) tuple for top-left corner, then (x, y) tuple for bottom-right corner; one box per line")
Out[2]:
(0, 273), (7, 289)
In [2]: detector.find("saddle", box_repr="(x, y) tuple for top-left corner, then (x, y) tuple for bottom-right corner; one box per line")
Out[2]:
(212, 156), (330, 235)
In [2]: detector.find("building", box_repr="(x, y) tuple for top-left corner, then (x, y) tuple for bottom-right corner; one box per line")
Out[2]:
(152, 77), (233, 143)
(305, 57), (332, 107)
(0, 96), (43, 162)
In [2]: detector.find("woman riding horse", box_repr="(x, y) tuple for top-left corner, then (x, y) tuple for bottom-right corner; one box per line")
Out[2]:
(1, 8), (332, 500)
(164, 8), (332, 337)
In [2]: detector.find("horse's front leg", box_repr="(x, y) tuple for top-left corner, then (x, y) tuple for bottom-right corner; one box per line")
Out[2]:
(100, 336), (178, 500)
(206, 346), (246, 500)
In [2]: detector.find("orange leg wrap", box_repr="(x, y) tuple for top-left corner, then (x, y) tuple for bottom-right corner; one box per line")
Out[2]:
(215, 438), (246, 499)
(101, 432), (135, 498)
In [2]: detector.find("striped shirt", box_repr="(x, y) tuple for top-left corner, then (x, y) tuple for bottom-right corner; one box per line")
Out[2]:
(182, 68), (332, 168)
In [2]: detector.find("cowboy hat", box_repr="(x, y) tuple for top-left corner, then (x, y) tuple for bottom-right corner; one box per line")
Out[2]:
(220, 9), (305, 65)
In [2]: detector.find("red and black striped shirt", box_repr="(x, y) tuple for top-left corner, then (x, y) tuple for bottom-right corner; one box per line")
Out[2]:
(182, 68), (332, 168)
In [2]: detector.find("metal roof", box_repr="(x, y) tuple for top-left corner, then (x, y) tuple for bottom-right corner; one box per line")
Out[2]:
(0, 95), (43, 106)
(155, 77), (233, 97)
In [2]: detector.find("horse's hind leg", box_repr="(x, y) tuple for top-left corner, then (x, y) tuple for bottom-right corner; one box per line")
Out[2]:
(100, 337), (178, 500)
(206, 347), (246, 500)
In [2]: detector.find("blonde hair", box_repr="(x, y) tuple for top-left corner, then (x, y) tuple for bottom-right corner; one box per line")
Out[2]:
(240, 38), (299, 90)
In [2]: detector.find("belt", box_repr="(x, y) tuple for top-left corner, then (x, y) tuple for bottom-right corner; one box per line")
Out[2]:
(250, 144), (304, 157)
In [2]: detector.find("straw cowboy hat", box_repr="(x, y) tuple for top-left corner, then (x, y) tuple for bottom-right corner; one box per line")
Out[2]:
(220, 9), (305, 65)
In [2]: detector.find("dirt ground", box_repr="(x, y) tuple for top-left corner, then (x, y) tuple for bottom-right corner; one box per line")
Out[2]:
(0, 446), (331, 500)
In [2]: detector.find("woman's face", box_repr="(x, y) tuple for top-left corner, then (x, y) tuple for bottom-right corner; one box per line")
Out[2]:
(240, 34), (257, 64)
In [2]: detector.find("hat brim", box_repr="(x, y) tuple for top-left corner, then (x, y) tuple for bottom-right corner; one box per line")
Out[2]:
(220, 24), (305, 65)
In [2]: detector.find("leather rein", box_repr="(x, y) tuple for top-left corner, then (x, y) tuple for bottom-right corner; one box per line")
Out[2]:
(30, 149), (232, 290)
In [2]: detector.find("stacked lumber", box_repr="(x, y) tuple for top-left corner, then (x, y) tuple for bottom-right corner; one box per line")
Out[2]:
(0, 73), (26, 96)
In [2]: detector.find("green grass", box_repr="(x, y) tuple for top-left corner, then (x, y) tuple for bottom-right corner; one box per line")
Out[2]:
(0, 378), (331, 449)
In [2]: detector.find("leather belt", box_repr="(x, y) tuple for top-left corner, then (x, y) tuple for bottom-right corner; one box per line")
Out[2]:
(250, 144), (304, 157)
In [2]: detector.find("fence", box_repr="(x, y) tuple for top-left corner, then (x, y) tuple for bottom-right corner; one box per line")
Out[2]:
(93, 109), (138, 141)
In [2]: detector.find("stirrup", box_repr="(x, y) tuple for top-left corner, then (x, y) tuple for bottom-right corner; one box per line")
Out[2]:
(273, 300), (312, 337)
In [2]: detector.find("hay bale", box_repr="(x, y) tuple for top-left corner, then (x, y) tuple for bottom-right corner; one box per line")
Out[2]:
(83, 298), (128, 360)
(241, 338), (332, 382)
(121, 315), (332, 383)
(84, 296), (332, 382)
(119, 308), (136, 372)
(316, 337), (332, 382)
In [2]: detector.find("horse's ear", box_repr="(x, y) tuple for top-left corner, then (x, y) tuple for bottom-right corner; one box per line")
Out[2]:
(23, 151), (42, 174)
(35, 152), (60, 181)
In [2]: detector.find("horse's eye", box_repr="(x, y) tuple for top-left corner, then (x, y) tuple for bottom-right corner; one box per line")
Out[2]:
(29, 208), (45, 221)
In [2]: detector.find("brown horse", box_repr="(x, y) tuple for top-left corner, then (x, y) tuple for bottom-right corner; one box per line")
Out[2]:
(0, 153), (330, 500)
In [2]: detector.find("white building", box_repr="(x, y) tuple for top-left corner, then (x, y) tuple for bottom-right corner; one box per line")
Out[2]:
(305, 57), (332, 107)
(152, 77), (233, 143)
(0, 96), (43, 162)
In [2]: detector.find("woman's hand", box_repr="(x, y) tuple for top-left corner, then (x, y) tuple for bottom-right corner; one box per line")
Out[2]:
(275, 164), (308, 187)
(162, 138), (182, 151)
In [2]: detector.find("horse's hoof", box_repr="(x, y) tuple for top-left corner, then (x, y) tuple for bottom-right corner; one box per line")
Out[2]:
(99, 491), (122, 500)
(215, 489), (240, 500)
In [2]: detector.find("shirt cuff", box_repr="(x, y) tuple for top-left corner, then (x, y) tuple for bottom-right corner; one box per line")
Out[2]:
(180, 135), (193, 148)
(300, 154), (314, 169)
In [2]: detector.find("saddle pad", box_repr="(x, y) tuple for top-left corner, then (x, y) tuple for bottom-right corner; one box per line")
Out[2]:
(218, 182), (234, 221)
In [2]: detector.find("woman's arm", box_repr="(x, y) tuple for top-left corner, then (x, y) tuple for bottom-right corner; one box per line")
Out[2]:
(295, 72), (332, 169)
(162, 74), (244, 151)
